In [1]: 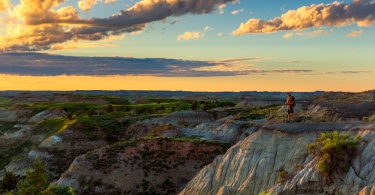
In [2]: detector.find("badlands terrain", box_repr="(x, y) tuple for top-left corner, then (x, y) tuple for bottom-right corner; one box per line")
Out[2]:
(0, 90), (374, 195)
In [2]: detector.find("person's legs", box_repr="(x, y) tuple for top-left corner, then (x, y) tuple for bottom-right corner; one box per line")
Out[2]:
(290, 107), (295, 122)
(287, 108), (291, 122)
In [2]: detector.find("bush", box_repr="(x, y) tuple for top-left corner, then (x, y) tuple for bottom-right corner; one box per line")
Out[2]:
(190, 100), (198, 110)
(17, 158), (48, 195)
(1, 172), (18, 191)
(307, 131), (360, 180)
(277, 169), (288, 183)
(369, 114), (375, 122)
(258, 191), (271, 195)
(43, 185), (75, 195)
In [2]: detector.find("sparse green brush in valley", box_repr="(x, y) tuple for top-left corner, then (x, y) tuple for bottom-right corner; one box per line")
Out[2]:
(6, 158), (74, 195)
(307, 131), (360, 180)
(32, 117), (71, 136)
(17, 158), (48, 195)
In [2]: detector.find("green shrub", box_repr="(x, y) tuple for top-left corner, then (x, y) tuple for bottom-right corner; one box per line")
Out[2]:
(369, 114), (375, 122)
(1, 172), (18, 191)
(43, 185), (75, 195)
(17, 158), (48, 195)
(190, 100), (198, 110)
(307, 131), (360, 180)
(277, 169), (288, 183)
(258, 191), (271, 195)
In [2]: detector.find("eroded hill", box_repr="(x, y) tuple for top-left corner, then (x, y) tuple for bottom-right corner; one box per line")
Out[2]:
(1, 90), (374, 195)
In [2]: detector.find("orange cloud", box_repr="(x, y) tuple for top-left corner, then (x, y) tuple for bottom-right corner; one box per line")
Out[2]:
(284, 29), (334, 38)
(283, 32), (293, 39)
(103, 0), (116, 4)
(177, 31), (202, 41)
(0, 0), (10, 11)
(78, 0), (98, 12)
(232, 0), (375, 35)
(346, 29), (364, 37)
(1, 0), (236, 51)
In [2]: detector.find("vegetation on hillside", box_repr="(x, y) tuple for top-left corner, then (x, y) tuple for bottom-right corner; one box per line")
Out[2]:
(307, 131), (361, 181)
(1, 158), (74, 195)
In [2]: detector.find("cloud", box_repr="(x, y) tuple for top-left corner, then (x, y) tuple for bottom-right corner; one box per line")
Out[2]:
(103, 0), (116, 4)
(280, 60), (304, 63)
(283, 32), (293, 39)
(232, 0), (375, 35)
(283, 29), (334, 38)
(177, 26), (210, 40)
(215, 58), (263, 63)
(0, 0), (236, 51)
(218, 32), (223, 36)
(341, 70), (371, 74)
(78, 0), (116, 12)
(313, 70), (373, 75)
(218, 4), (226, 14)
(78, 0), (98, 12)
(304, 29), (334, 37)
(0, 0), (10, 11)
(0, 53), (315, 77)
(171, 19), (178, 25)
(231, 9), (243, 15)
(177, 31), (202, 40)
(346, 29), (364, 37)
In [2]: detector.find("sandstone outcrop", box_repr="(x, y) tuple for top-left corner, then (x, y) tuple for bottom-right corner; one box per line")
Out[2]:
(180, 123), (375, 195)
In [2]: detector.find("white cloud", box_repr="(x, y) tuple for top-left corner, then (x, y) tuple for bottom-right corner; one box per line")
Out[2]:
(218, 32), (223, 37)
(231, 9), (243, 15)
(218, 4), (226, 14)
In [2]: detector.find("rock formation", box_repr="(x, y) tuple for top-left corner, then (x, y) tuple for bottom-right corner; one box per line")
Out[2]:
(180, 123), (375, 195)
(55, 138), (228, 194)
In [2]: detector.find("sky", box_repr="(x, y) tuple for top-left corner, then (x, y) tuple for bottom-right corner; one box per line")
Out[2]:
(0, 0), (374, 92)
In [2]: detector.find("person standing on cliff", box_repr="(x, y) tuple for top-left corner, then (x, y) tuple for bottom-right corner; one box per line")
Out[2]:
(285, 92), (296, 123)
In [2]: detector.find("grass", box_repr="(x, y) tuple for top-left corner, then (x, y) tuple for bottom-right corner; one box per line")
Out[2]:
(307, 131), (360, 181)
(0, 97), (15, 108)
(0, 139), (35, 170)
(31, 117), (72, 136)
(229, 104), (280, 120)
(0, 122), (19, 135)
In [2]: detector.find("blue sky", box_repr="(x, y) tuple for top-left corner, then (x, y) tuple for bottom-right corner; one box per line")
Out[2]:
(0, 0), (374, 91)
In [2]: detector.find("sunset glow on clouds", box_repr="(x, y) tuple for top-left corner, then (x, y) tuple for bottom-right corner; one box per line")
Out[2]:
(0, 0), (374, 92)
(232, 0), (375, 35)
(0, 0), (235, 51)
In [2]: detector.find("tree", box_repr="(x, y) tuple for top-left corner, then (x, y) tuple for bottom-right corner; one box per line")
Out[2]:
(190, 100), (198, 110)
(17, 158), (48, 195)
(106, 104), (114, 113)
